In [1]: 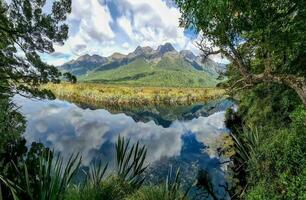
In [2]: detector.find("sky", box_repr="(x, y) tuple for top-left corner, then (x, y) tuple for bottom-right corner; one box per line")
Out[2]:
(40, 0), (202, 66)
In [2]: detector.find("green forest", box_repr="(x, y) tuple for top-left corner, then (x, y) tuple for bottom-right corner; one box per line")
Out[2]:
(0, 0), (305, 200)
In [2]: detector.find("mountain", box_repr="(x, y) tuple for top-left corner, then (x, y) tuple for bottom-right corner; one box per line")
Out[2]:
(59, 43), (226, 87)
(61, 54), (108, 76)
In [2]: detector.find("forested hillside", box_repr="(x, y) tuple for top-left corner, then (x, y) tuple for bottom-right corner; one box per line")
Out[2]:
(60, 43), (225, 87)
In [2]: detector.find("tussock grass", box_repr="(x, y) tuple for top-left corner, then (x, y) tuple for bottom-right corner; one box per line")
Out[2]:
(42, 83), (225, 106)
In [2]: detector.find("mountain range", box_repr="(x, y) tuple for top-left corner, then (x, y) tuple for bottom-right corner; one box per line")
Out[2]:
(60, 43), (226, 87)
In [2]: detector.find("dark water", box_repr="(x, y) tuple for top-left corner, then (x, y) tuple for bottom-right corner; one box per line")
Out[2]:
(14, 95), (235, 199)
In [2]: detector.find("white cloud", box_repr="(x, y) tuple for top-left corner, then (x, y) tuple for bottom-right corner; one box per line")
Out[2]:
(118, 0), (190, 49)
(122, 42), (130, 49)
(117, 16), (134, 39)
(69, 0), (115, 41)
(50, 0), (116, 61)
(43, 0), (203, 65)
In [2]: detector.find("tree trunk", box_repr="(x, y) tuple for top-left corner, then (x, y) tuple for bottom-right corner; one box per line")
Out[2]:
(293, 85), (306, 106)
(254, 73), (306, 106)
(272, 75), (306, 107)
(212, 47), (306, 106)
(0, 183), (2, 200)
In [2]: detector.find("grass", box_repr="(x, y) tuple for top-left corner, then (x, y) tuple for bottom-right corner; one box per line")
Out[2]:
(42, 83), (225, 106)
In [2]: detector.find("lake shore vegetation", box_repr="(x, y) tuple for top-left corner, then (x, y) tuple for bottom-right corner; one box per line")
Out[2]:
(1, 137), (192, 200)
(42, 83), (226, 106)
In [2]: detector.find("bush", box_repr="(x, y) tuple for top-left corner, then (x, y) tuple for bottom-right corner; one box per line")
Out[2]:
(225, 83), (306, 199)
(247, 123), (306, 199)
(126, 186), (180, 200)
(64, 176), (133, 200)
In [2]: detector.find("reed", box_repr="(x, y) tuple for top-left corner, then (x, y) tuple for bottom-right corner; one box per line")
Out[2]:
(42, 83), (225, 106)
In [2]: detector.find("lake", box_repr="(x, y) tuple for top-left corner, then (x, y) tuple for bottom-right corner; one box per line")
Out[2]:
(14, 95), (235, 199)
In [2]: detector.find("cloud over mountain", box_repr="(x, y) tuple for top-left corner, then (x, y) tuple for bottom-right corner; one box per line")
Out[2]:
(43, 0), (200, 66)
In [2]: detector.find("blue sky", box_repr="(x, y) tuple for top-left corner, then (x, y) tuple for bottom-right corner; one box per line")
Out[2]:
(42, 0), (201, 65)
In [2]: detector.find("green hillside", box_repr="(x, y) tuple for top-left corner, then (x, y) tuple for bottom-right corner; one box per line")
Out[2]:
(80, 56), (218, 87)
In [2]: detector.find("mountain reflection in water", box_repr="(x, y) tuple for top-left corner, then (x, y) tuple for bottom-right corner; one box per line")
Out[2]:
(14, 95), (235, 199)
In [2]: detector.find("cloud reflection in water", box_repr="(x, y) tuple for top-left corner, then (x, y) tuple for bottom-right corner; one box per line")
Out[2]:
(15, 95), (229, 167)
(15, 95), (232, 199)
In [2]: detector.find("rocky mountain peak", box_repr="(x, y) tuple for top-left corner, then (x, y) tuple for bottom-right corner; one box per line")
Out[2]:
(133, 46), (154, 55)
(133, 46), (145, 56)
(157, 43), (176, 54)
(180, 50), (197, 61)
(76, 54), (91, 61)
(110, 52), (126, 60)
(75, 54), (107, 63)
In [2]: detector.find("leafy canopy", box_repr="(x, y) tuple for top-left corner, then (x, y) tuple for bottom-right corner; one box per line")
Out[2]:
(176, 0), (306, 105)
(0, 0), (71, 98)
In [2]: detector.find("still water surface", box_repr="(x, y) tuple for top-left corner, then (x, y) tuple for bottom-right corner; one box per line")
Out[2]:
(14, 95), (235, 199)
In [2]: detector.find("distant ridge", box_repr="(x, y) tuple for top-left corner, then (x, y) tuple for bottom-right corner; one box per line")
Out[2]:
(59, 43), (226, 87)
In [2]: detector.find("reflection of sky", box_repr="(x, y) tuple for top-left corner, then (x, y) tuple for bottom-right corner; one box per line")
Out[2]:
(14, 95), (229, 166)
(14, 95), (231, 199)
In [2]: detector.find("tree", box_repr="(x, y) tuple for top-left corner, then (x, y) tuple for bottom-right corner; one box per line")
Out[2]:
(0, 1), (72, 199)
(175, 0), (306, 105)
(63, 72), (77, 83)
(0, 0), (71, 99)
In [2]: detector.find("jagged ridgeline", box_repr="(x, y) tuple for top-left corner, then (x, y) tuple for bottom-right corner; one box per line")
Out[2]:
(59, 43), (226, 87)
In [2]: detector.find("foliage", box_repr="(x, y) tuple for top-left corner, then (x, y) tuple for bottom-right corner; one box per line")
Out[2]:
(63, 72), (77, 84)
(1, 136), (148, 200)
(126, 168), (190, 200)
(84, 160), (108, 188)
(0, 0), (72, 98)
(63, 136), (148, 200)
(164, 168), (190, 200)
(0, 98), (25, 155)
(246, 121), (306, 199)
(176, 0), (306, 105)
(235, 83), (301, 128)
(64, 176), (133, 200)
(230, 128), (260, 167)
(0, 148), (81, 200)
(1, 1), (74, 197)
(116, 136), (147, 189)
(224, 83), (306, 199)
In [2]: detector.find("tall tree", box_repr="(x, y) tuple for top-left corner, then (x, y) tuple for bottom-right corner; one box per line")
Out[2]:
(0, 1), (72, 199)
(176, 0), (306, 105)
(0, 0), (71, 98)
